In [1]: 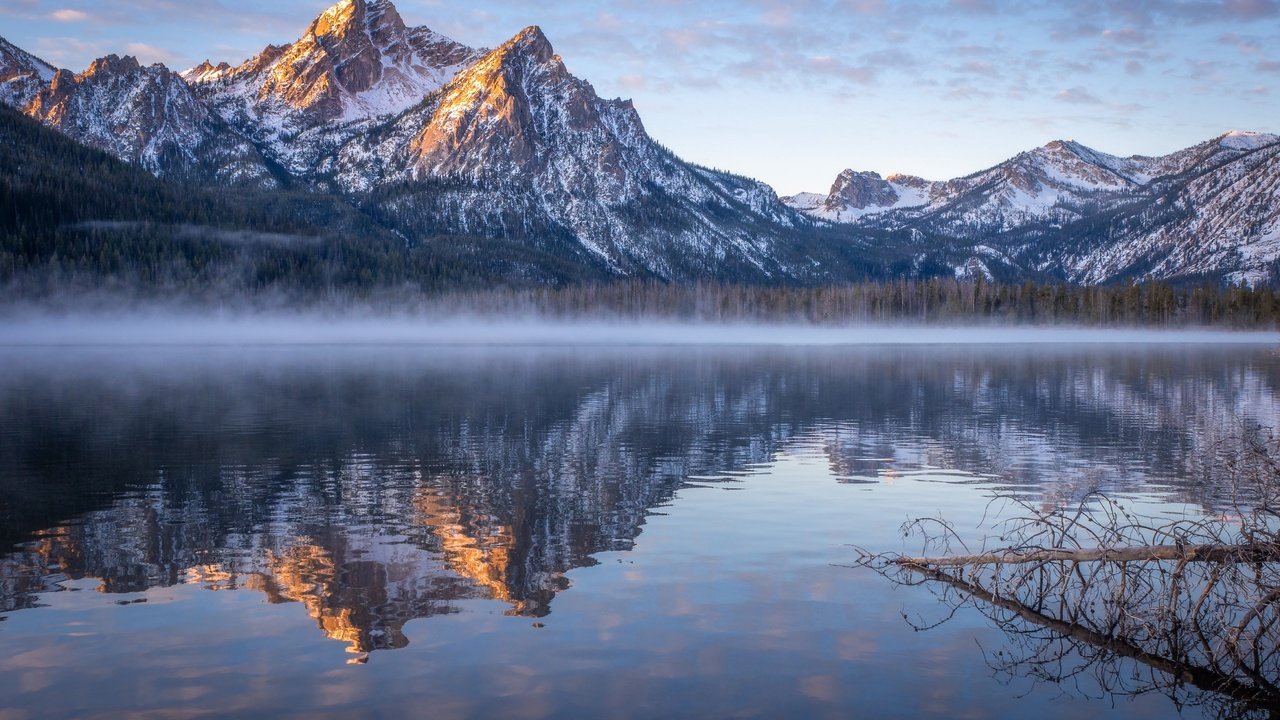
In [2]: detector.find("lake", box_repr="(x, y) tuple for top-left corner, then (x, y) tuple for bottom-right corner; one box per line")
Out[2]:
(0, 340), (1276, 719)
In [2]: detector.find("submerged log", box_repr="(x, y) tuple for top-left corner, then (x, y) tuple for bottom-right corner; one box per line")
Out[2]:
(896, 542), (1280, 568)
(902, 562), (1280, 716)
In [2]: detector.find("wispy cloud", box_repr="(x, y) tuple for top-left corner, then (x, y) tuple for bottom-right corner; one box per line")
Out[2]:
(1055, 87), (1104, 105)
(125, 42), (178, 64)
(49, 9), (91, 22)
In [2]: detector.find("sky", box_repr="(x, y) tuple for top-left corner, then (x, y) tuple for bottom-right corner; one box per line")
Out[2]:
(2, 0), (1278, 195)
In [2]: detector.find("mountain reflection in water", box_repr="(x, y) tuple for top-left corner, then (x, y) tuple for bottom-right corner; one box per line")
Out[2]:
(0, 345), (1275, 695)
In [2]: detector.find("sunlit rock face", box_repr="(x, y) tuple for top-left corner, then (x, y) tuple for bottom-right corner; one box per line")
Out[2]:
(184, 0), (483, 172)
(326, 24), (809, 277)
(826, 170), (900, 211)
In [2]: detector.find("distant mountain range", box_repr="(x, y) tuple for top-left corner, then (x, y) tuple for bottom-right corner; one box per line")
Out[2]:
(1, 0), (1278, 287)
(784, 132), (1280, 285)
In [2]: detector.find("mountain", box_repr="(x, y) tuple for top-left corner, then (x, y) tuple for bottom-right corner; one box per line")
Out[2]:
(787, 131), (1280, 284)
(22, 55), (279, 186)
(0, 103), (614, 299)
(0, 0), (819, 282)
(182, 4), (817, 280)
(183, 0), (483, 175)
(323, 25), (813, 278)
(784, 170), (936, 223)
(0, 37), (56, 108)
(0, 0), (1276, 288)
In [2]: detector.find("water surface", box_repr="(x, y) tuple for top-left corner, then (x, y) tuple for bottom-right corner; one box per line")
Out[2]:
(0, 344), (1275, 718)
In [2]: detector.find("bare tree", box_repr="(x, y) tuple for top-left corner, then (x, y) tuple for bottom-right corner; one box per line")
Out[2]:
(854, 426), (1280, 718)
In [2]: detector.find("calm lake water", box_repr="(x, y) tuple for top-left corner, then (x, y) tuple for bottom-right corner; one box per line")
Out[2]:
(1, 342), (1277, 719)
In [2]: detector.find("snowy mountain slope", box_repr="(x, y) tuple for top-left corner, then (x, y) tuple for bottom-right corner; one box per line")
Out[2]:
(322, 25), (813, 278)
(786, 170), (935, 222)
(184, 0), (482, 175)
(789, 133), (1279, 230)
(789, 132), (1280, 283)
(1061, 140), (1280, 284)
(1, 50), (278, 187)
(0, 37), (56, 109)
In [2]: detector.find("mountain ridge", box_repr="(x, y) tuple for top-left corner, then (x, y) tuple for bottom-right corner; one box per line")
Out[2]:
(786, 132), (1280, 284)
(0, 0), (1276, 287)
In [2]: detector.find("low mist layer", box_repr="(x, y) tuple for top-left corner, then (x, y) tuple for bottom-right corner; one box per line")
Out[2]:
(1, 313), (1275, 346)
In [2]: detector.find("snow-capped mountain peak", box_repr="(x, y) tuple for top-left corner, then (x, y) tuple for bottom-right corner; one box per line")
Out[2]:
(321, 21), (808, 276)
(4, 6), (1278, 288)
(184, 0), (482, 171)
(1217, 130), (1279, 151)
(181, 60), (232, 84)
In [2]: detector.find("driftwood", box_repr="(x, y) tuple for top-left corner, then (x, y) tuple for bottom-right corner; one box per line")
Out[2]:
(853, 428), (1280, 719)
(896, 542), (1280, 568)
(902, 561), (1280, 717)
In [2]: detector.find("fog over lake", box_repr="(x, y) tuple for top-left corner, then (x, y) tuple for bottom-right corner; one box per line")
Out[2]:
(1, 312), (1276, 346)
(0, 341), (1276, 718)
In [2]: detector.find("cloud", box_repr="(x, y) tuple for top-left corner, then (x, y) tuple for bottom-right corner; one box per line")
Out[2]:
(1218, 31), (1262, 54)
(956, 59), (999, 77)
(0, 0), (39, 16)
(1186, 58), (1222, 80)
(1055, 87), (1104, 104)
(857, 47), (918, 69)
(948, 0), (999, 12)
(1100, 27), (1149, 45)
(842, 0), (887, 14)
(1256, 59), (1280, 73)
(617, 74), (647, 91)
(50, 9), (91, 21)
(1221, 0), (1280, 18)
(1054, 0), (1279, 29)
(32, 36), (111, 69)
(125, 42), (179, 65)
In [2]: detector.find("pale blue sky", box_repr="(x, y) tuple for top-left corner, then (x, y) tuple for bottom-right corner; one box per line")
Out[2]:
(3, 0), (1278, 194)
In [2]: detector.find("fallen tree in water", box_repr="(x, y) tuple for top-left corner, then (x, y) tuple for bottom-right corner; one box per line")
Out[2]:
(854, 426), (1280, 719)
(894, 542), (1280, 567)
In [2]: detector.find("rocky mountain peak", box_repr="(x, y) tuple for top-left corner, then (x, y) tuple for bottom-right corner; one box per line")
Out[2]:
(310, 0), (405, 43)
(183, 60), (233, 84)
(884, 173), (930, 188)
(827, 169), (898, 209)
(187, 0), (480, 157)
(503, 26), (556, 64)
(46, 68), (74, 92)
(13, 49), (278, 187)
(83, 54), (143, 78)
